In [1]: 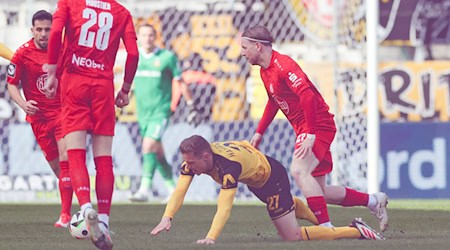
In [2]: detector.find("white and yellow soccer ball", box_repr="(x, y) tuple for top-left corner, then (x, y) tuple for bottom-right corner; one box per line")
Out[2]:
(69, 211), (90, 240)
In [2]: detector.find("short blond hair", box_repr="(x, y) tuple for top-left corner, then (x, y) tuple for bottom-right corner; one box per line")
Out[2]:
(242, 25), (273, 45)
(179, 135), (212, 157)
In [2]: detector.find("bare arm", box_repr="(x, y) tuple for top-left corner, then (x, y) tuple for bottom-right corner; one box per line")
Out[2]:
(7, 84), (39, 115)
(151, 175), (193, 235)
(177, 79), (194, 104)
(196, 188), (237, 244)
(251, 98), (279, 148)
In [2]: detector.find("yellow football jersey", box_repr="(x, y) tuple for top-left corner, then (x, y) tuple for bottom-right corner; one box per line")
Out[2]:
(181, 140), (272, 188)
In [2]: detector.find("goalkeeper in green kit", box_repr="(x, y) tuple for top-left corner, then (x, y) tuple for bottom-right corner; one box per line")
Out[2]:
(130, 24), (200, 202)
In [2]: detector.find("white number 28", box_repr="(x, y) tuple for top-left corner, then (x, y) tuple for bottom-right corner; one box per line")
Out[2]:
(78, 8), (113, 51)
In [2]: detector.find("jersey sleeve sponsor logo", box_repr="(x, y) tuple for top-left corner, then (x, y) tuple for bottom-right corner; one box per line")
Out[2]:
(7, 63), (16, 77)
(287, 72), (302, 88)
(222, 173), (237, 189)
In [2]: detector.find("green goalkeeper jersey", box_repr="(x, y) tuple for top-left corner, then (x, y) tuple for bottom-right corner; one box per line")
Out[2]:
(134, 47), (182, 122)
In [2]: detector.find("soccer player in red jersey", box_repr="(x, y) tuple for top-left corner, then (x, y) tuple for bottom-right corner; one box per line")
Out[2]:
(240, 25), (388, 232)
(6, 10), (73, 228)
(43, 1), (139, 249)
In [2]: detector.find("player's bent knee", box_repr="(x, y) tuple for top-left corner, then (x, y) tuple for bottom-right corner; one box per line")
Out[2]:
(291, 158), (319, 178)
(272, 211), (302, 241)
(142, 138), (161, 153)
(290, 165), (310, 181)
(279, 230), (302, 241)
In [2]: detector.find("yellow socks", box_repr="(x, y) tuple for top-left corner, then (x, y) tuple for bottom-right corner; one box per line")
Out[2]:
(293, 197), (319, 225)
(300, 226), (361, 240)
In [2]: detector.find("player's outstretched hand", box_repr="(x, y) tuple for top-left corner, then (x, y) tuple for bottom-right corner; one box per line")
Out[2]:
(195, 237), (215, 244)
(151, 216), (172, 235)
(250, 133), (263, 149)
(115, 89), (130, 108)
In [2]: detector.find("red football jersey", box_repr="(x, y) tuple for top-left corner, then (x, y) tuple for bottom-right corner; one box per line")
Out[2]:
(260, 50), (336, 134)
(7, 39), (61, 122)
(50, 0), (137, 80)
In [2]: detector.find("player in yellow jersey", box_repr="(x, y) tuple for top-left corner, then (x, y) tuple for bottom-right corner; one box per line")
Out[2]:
(151, 135), (384, 243)
(0, 42), (13, 61)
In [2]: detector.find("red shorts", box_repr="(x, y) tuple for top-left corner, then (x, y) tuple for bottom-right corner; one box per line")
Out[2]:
(295, 130), (336, 177)
(30, 118), (63, 161)
(60, 71), (115, 136)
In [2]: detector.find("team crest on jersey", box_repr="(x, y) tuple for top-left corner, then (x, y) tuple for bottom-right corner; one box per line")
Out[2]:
(7, 63), (16, 77)
(36, 74), (48, 94)
(154, 59), (161, 67)
(36, 74), (57, 95)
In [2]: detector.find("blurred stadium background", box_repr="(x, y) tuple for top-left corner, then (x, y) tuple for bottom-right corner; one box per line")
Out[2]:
(0, 0), (449, 203)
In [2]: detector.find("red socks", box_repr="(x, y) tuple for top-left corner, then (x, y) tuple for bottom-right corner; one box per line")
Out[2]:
(340, 188), (369, 207)
(94, 156), (114, 215)
(306, 196), (330, 224)
(58, 161), (73, 215)
(67, 150), (114, 215)
(67, 149), (91, 206)
(304, 188), (369, 225)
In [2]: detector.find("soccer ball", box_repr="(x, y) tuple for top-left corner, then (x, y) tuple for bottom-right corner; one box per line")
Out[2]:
(69, 211), (90, 239)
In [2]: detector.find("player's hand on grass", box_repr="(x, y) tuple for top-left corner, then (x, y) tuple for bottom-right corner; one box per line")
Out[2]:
(195, 237), (215, 244)
(151, 216), (172, 235)
(294, 137), (315, 159)
(250, 133), (263, 149)
(21, 100), (39, 115)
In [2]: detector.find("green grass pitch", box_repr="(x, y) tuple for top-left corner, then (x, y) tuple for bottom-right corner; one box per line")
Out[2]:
(1, 200), (450, 249)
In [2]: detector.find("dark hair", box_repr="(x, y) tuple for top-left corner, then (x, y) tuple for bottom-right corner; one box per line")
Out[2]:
(137, 23), (157, 34)
(242, 25), (274, 45)
(179, 135), (212, 157)
(32, 10), (52, 26)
